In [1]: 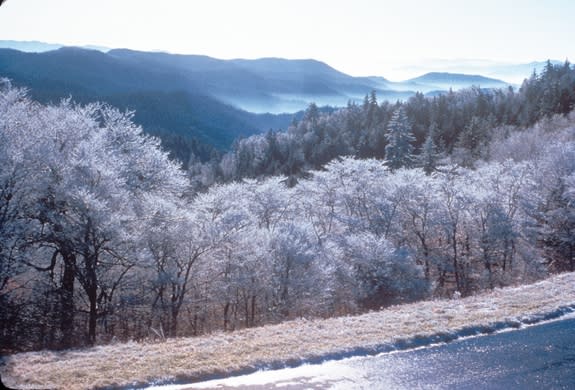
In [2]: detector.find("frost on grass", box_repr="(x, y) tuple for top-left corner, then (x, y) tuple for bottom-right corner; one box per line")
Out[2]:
(2, 272), (575, 390)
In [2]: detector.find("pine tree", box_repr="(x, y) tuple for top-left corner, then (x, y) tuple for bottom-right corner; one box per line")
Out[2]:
(418, 122), (442, 175)
(366, 90), (378, 129)
(384, 108), (415, 171)
(454, 116), (489, 167)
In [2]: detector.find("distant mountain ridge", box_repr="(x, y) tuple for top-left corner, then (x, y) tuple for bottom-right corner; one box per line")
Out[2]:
(0, 42), (545, 154)
(399, 59), (564, 84)
(0, 41), (517, 113)
(0, 47), (300, 152)
(408, 72), (506, 85)
(0, 40), (110, 53)
(0, 40), (65, 52)
(103, 48), (511, 113)
(104, 49), (389, 113)
(404, 72), (509, 92)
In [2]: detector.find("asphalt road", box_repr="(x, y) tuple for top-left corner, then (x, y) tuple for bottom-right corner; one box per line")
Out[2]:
(184, 315), (575, 389)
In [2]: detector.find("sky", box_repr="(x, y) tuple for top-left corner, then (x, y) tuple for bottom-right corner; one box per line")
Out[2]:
(0, 0), (573, 80)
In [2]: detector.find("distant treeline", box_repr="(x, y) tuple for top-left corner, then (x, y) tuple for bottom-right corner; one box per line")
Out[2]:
(188, 61), (575, 188)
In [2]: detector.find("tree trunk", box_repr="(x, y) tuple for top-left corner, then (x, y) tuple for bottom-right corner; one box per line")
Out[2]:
(170, 298), (179, 337)
(223, 301), (230, 331)
(250, 295), (256, 327)
(451, 228), (461, 292)
(59, 249), (76, 348)
(570, 244), (574, 272)
(84, 254), (99, 346)
(87, 283), (98, 346)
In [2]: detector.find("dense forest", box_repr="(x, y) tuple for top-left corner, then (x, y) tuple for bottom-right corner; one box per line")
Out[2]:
(1, 60), (574, 353)
(188, 60), (575, 188)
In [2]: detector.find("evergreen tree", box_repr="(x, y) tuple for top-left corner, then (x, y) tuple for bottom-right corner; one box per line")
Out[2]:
(365, 90), (378, 129)
(303, 102), (319, 126)
(418, 122), (442, 175)
(453, 116), (489, 167)
(385, 108), (415, 171)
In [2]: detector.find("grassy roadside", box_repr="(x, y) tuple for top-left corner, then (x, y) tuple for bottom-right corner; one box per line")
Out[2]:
(3, 272), (575, 390)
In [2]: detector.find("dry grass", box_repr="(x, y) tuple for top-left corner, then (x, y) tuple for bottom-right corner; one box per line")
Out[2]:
(3, 272), (575, 390)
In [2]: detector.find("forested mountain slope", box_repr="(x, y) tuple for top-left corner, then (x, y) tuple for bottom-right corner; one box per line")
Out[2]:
(1, 61), (574, 353)
(189, 61), (575, 188)
(0, 46), (514, 162)
(0, 47), (297, 157)
(0, 44), (511, 114)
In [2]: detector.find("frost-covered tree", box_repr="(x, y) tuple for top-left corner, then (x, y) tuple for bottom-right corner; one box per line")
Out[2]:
(269, 222), (321, 318)
(169, 182), (253, 335)
(394, 170), (441, 282)
(464, 162), (531, 289)
(385, 108), (416, 171)
(4, 73), (575, 351)
(0, 81), (50, 349)
(418, 123), (443, 175)
(0, 82), (33, 290)
(0, 83), (188, 346)
(44, 105), (187, 345)
(334, 231), (426, 308)
(212, 225), (273, 330)
(453, 116), (490, 167)
(433, 167), (474, 295)
(529, 141), (575, 272)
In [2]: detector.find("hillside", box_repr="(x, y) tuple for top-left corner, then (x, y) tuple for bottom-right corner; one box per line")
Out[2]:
(0, 47), (296, 152)
(3, 272), (575, 390)
(66, 48), (514, 113)
(0, 45), (523, 159)
(0, 46), (517, 162)
(0, 46), (399, 115)
(2, 60), (573, 354)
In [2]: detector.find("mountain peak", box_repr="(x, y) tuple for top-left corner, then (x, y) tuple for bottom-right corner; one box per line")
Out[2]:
(407, 72), (508, 85)
(230, 57), (351, 79)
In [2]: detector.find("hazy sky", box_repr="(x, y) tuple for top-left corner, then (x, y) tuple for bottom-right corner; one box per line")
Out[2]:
(1, 0), (573, 79)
